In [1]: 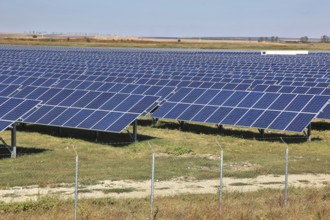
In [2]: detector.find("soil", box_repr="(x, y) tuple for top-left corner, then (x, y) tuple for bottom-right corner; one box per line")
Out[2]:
(0, 174), (329, 203)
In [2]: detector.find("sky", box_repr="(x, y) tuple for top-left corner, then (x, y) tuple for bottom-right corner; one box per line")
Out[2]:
(0, 0), (329, 38)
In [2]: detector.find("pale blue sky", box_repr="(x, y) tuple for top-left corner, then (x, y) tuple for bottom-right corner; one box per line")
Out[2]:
(0, 0), (329, 38)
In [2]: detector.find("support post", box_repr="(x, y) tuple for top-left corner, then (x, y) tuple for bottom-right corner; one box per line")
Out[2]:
(58, 127), (62, 136)
(179, 121), (184, 131)
(95, 131), (99, 142)
(284, 146), (289, 207)
(259, 129), (265, 139)
(307, 124), (312, 141)
(217, 125), (224, 134)
(150, 152), (155, 219)
(11, 123), (17, 158)
(219, 149), (224, 213)
(74, 155), (79, 220)
(133, 120), (138, 142)
(20, 123), (26, 130)
(152, 118), (158, 127)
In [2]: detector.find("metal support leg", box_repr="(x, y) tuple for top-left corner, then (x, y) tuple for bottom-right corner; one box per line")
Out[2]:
(307, 124), (312, 141)
(133, 120), (138, 142)
(20, 123), (26, 130)
(179, 121), (184, 131)
(217, 124), (224, 134)
(95, 131), (99, 142)
(259, 129), (265, 139)
(152, 118), (158, 127)
(58, 127), (62, 136)
(11, 123), (17, 158)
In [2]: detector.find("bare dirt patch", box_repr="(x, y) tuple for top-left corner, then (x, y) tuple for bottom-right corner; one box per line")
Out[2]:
(0, 174), (329, 203)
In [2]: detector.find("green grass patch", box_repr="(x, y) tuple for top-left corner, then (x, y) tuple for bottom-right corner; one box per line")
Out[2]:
(100, 187), (136, 194)
(262, 181), (283, 185)
(0, 120), (328, 187)
(229, 182), (252, 186)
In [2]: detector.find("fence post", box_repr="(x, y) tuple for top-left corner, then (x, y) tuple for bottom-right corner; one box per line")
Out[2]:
(280, 137), (289, 207)
(150, 152), (155, 219)
(219, 149), (224, 213)
(284, 145), (289, 206)
(74, 155), (79, 220)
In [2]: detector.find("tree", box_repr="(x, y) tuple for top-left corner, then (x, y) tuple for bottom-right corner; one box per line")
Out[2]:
(321, 35), (330, 43)
(300, 36), (309, 43)
(258, 37), (264, 42)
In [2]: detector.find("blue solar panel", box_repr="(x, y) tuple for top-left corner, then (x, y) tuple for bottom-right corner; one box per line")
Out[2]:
(286, 113), (315, 132)
(206, 107), (232, 124)
(64, 109), (95, 127)
(164, 103), (190, 119)
(37, 107), (67, 124)
(317, 104), (330, 119)
(11, 85), (160, 133)
(236, 109), (264, 127)
(0, 120), (14, 133)
(253, 93), (280, 109)
(252, 111), (280, 129)
(107, 113), (139, 132)
(153, 87), (328, 133)
(269, 94), (296, 110)
(176, 104), (204, 121)
(268, 112), (297, 130)
(221, 108), (248, 125)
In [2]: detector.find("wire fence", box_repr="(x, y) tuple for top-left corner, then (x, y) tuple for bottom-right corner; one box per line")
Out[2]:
(0, 136), (327, 219)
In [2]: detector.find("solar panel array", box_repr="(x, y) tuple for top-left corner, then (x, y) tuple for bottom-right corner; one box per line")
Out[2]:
(0, 45), (329, 134)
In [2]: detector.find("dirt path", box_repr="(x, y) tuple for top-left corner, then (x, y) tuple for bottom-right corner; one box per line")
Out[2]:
(0, 174), (329, 203)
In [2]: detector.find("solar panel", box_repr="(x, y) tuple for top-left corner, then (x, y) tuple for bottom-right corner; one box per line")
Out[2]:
(12, 86), (160, 133)
(0, 96), (40, 132)
(152, 88), (329, 132)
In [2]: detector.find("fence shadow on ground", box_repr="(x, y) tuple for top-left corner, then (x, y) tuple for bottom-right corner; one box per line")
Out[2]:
(0, 145), (48, 159)
(17, 124), (156, 147)
(138, 119), (321, 143)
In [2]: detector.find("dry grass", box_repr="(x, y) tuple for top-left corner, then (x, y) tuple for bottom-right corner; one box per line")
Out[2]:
(1, 37), (330, 50)
(0, 187), (329, 219)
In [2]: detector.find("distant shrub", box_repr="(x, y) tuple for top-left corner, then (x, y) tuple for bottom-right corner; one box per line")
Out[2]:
(32, 35), (38, 39)
(177, 39), (181, 43)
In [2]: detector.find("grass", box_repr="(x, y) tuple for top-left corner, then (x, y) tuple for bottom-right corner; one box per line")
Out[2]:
(0, 118), (328, 187)
(229, 182), (252, 186)
(1, 37), (330, 50)
(100, 187), (136, 194)
(0, 187), (329, 219)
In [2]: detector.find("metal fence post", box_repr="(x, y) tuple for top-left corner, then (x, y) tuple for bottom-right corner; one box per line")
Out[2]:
(219, 149), (224, 213)
(284, 146), (289, 207)
(74, 155), (79, 220)
(150, 153), (155, 219)
(280, 137), (289, 207)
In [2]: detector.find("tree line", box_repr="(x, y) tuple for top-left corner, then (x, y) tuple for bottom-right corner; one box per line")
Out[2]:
(257, 35), (330, 43)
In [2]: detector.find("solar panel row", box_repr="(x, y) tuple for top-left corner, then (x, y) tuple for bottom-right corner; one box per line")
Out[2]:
(12, 86), (160, 133)
(152, 88), (329, 132)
